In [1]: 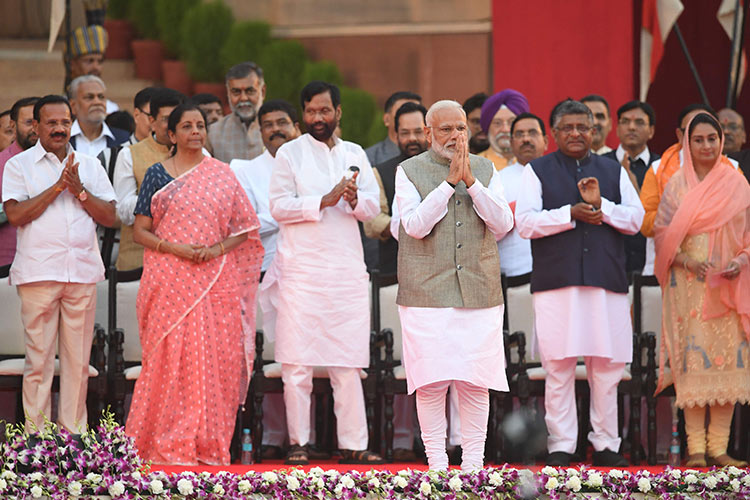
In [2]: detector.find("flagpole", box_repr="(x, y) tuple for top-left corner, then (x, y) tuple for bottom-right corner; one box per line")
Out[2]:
(725, 0), (742, 108)
(731, 0), (749, 107)
(674, 23), (711, 106)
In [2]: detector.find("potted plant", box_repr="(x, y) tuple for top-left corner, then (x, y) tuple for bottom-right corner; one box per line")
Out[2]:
(257, 39), (307, 105)
(129, 0), (164, 81)
(156, 0), (199, 95)
(182, 0), (234, 104)
(102, 0), (133, 59)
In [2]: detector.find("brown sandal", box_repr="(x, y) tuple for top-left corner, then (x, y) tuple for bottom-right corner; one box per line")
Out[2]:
(284, 444), (309, 465)
(685, 453), (706, 467)
(707, 454), (749, 467)
(339, 449), (386, 464)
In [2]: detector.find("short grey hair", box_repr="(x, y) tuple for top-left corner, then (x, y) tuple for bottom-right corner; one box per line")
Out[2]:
(68, 75), (106, 100)
(426, 100), (466, 127)
(225, 61), (264, 83)
(550, 99), (593, 128)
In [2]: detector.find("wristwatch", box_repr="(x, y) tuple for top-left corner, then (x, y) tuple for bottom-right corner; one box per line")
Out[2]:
(77, 189), (88, 202)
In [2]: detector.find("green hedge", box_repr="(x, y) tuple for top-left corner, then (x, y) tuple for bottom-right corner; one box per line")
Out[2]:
(128, 0), (159, 39)
(340, 86), (378, 148)
(155, 0), (200, 58)
(182, 0), (234, 82)
(106, 0), (129, 20)
(219, 20), (272, 75)
(258, 39), (307, 105)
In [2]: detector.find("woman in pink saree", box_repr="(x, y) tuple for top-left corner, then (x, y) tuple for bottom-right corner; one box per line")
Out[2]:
(126, 103), (263, 465)
(654, 112), (750, 467)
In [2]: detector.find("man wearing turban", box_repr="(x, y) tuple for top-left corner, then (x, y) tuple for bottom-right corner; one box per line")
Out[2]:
(65, 25), (119, 114)
(478, 89), (530, 171)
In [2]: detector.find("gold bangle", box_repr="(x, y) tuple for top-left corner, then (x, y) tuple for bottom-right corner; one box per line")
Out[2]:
(219, 241), (225, 255)
(156, 239), (164, 253)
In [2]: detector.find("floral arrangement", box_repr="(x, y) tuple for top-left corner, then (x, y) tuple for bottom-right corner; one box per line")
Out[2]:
(2, 414), (750, 499)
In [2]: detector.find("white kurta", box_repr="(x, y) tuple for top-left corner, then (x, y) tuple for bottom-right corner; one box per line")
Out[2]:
(395, 165), (514, 393)
(497, 161), (533, 277)
(515, 163), (645, 363)
(260, 134), (379, 368)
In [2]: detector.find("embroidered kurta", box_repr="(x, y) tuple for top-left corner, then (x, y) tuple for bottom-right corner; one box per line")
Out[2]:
(260, 134), (379, 368)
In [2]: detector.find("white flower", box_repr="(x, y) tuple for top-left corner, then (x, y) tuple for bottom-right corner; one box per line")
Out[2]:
(566, 467), (579, 476)
(398, 469), (410, 477)
(262, 471), (278, 483)
(213, 483), (225, 495)
(334, 484), (344, 497)
(394, 476), (408, 489)
(325, 468), (340, 477)
(177, 478), (193, 496)
(108, 481), (125, 497)
(608, 469), (624, 479)
(727, 466), (742, 476)
(30, 485), (43, 498)
(587, 472), (603, 488)
(419, 481), (432, 495)
(0, 479), (6, 493)
(448, 475), (463, 491)
(287, 476), (300, 490)
(731, 478), (741, 492)
(716, 472), (729, 483)
(685, 473), (698, 484)
(340, 474), (355, 489)
(684, 469), (700, 475)
(315, 478), (325, 488)
(29, 471), (43, 482)
(149, 479), (164, 494)
(670, 469), (681, 479)
(132, 471), (142, 481)
(743, 474), (750, 487)
(489, 471), (503, 486)
(703, 476), (718, 489)
(565, 475), (582, 492)
(368, 477), (380, 488)
(291, 468), (306, 478)
(68, 480), (82, 496)
(637, 477), (651, 493)
(1, 470), (17, 480)
(310, 466), (324, 476)
(86, 472), (102, 483)
(545, 477), (559, 490)
(238, 479), (251, 493)
(542, 466), (558, 476)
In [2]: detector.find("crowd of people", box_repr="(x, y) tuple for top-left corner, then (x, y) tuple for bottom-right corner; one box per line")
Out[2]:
(1, 23), (749, 471)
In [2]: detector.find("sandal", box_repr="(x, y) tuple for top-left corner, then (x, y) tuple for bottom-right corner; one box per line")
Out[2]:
(339, 449), (386, 465)
(261, 445), (284, 460)
(284, 444), (309, 465)
(707, 454), (749, 467)
(685, 453), (706, 467)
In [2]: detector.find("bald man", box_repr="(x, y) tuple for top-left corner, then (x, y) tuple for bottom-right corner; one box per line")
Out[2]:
(720, 108), (750, 181)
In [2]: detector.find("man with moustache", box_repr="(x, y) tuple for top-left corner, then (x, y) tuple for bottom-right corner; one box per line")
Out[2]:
(463, 92), (489, 154)
(719, 108), (750, 181)
(365, 91), (422, 166)
(0, 97), (39, 266)
(516, 99), (644, 467)
(65, 25), (119, 114)
(208, 62), (265, 163)
(113, 88), (186, 270)
(603, 101), (660, 274)
(363, 101), (428, 275)
(498, 112), (548, 278)
(192, 93), (224, 125)
(479, 89), (530, 170)
(260, 81), (383, 465)
(582, 95), (613, 155)
(2, 94), (116, 432)
(69, 76), (129, 158)
(394, 100), (513, 471)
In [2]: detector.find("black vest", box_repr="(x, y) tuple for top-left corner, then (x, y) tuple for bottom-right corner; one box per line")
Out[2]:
(529, 151), (628, 293)
(374, 154), (405, 275)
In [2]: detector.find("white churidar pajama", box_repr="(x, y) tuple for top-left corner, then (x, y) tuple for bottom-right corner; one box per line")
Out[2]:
(515, 163), (645, 454)
(260, 134), (380, 450)
(395, 166), (514, 470)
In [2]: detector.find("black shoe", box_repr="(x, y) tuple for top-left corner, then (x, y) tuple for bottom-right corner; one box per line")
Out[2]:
(592, 448), (629, 467)
(448, 445), (462, 466)
(546, 451), (573, 467)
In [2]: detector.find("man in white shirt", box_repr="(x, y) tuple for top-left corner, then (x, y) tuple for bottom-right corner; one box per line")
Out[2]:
(582, 95), (613, 155)
(394, 100), (514, 471)
(2, 95), (117, 433)
(68, 75), (129, 158)
(515, 99), (644, 467)
(260, 81), (383, 465)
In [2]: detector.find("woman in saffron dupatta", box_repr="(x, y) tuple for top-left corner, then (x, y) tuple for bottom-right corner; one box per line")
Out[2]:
(125, 103), (263, 465)
(654, 113), (750, 467)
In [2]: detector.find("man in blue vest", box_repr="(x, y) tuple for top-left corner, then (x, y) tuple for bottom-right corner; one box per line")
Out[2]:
(515, 99), (644, 467)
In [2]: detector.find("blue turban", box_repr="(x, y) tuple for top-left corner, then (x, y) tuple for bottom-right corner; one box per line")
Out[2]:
(480, 89), (530, 133)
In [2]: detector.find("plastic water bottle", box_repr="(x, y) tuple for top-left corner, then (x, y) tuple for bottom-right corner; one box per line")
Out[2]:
(241, 428), (254, 465)
(668, 404), (681, 467)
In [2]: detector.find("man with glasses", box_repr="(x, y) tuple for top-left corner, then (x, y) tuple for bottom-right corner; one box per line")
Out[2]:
(603, 101), (659, 274)
(394, 100), (513, 471)
(208, 62), (265, 164)
(516, 99), (644, 467)
(719, 108), (750, 181)
(478, 89), (530, 170)
(113, 88), (186, 270)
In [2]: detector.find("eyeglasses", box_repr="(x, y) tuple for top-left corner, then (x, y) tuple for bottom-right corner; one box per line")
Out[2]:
(431, 125), (467, 136)
(229, 87), (259, 98)
(618, 118), (649, 128)
(512, 129), (541, 139)
(555, 124), (592, 134)
(721, 122), (744, 133)
(490, 118), (514, 129)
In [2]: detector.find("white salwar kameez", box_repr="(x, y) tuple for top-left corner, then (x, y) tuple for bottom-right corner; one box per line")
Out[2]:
(395, 164), (514, 470)
(515, 162), (645, 454)
(260, 133), (380, 450)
